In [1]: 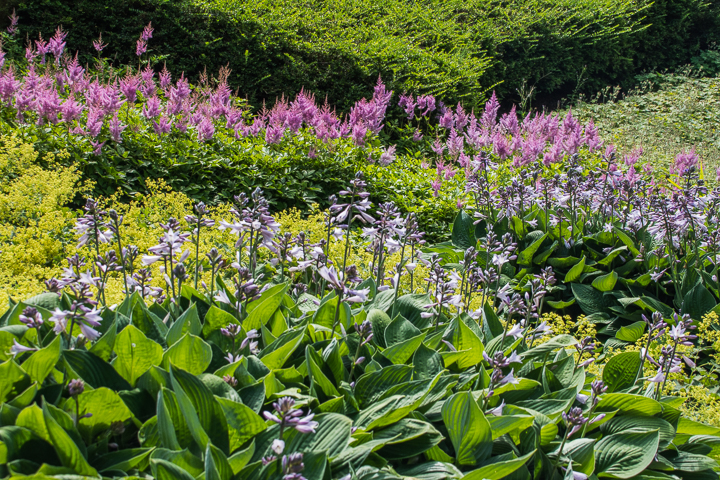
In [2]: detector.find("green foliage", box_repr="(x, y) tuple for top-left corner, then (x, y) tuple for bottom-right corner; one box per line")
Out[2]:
(5, 0), (720, 109)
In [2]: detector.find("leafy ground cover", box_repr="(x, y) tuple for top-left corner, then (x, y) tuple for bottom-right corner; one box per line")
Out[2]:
(4, 0), (720, 109)
(4, 14), (720, 480)
(572, 70), (720, 173)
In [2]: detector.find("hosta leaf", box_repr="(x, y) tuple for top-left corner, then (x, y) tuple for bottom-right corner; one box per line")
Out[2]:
(151, 448), (204, 477)
(367, 309), (393, 348)
(354, 365), (413, 408)
(285, 412), (352, 458)
(595, 430), (659, 478)
(615, 321), (646, 343)
(259, 328), (304, 370)
(71, 387), (134, 439)
(487, 415), (534, 440)
(162, 334), (212, 375)
(413, 342), (443, 380)
(245, 283), (289, 330)
(441, 392), (492, 465)
(451, 210), (475, 249)
(202, 306), (237, 337)
(448, 318), (484, 369)
(93, 448), (154, 473)
(564, 256), (586, 283)
(21, 335), (60, 384)
(521, 334), (577, 359)
(153, 458), (196, 480)
(595, 393), (662, 416)
(63, 350), (131, 391)
(517, 232), (548, 266)
(41, 403), (98, 476)
(563, 438), (595, 475)
(601, 415), (675, 449)
(463, 450), (536, 480)
(166, 304), (202, 346)
(602, 351), (641, 393)
(384, 315), (421, 346)
(382, 332), (426, 365)
(113, 324), (163, 387)
(216, 397), (266, 453)
(592, 271), (619, 291)
(667, 451), (719, 472)
(682, 284), (717, 320)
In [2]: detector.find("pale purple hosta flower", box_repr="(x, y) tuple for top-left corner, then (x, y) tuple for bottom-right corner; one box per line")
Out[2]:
(224, 352), (241, 364)
(262, 397), (318, 434)
(68, 379), (85, 397)
(240, 329), (260, 355)
(143, 229), (190, 266)
(506, 323), (524, 339)
(75, 198), (113, 248)
(562, 407), (588, 438)
(50, 301), (103, 341)
(530, 321), (553, 340)
(224, 375), (238, 387)
(282, 452), (307, 480)
(10, 339), (37, 357)
(19, 307), (44, 329)
(272, 439), (285, 455)
(488, 400), (505, 416)
(317, 266), (369, 303)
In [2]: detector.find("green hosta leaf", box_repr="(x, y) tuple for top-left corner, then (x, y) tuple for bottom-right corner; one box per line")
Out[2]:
(682, 283), (717, 320)
(216, 397), (266, 453)
(157, 389), (182, 450)
(384, 315), (421, 346)
(546, 298), (576, 309)
(463, 450), (536, 480)
(151, 448), (204, 477)
(245, 283), (289, 330)
(667, 451), (719, 472)
(595, 430), (660, 479)
(572, 283), (616, 315)
(90, 316), (117, 361)
(205, 443), (232, 480)
(613, 227), (641, 256)
(564, 256), (586, 283)
(162, 334), (212, 375)
(441, 392), (492, 465)
(71, 387), (134, 439)
(202, 306), (237, 337)
(0, 359), (30, 403)
(259, 328), (305, 370)
(153, 458), (196, 480)
(603, 351), (642, 393)
(130, 297), (167, 345)
(394, 294), (433, 329)
(170, 365), (230, 454)
(367, 309), (393, 348)
(63, 350), (131, 391)
(93, 448), (154, 473)
(521, 334), (577, 359)
(616, 321), (646, 343)
(451, 210), (475, 249)
(41, 403), (98, 476)
(306, 345), (340, 398)
(518, 232), (548, 266)
(354, 365), (413, 408)
(592, 271), (619, 291)
(285, 413), (352, 458)
(412, 343), (443, 380)
(375, 418), (444, 460)
(113, 324), (163, 387)
(382, 332), (426, 365)
(396, 461), (463, 480)
(563, 438), (595, 475)
(677, 418), (720, 436)
(447, 318), (484, 369)
(166, 304), (202, 346)
(601, 416), (675, 449)
(487, 415), (534, 440)
(21, 335), (60, 383)
(595, 393), (662, 416)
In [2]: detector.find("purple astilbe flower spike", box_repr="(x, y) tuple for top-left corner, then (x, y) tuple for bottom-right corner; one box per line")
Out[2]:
(7, 9), (19, 36)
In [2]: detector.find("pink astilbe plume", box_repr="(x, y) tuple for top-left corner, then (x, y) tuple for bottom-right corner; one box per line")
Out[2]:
(7, 10), (19, 36)
(136, 40), (147, 57)
(142, 96), (160, 119)
(60, 96), (83, 123)
(197, 116), (215, 141)
(481, 91), (500, 131)
(140, 66), (155, 98)
(93, 33), (108, 52)
(141, 22), (154, 41)
(109, 114), (126, 142)
(153, 115), (172, 135)
(0, 69), (19, 105)
(159, 64), (172, 90)
(48, 27), (68, 60)
(671, 148), (699, 176)
(86, 108), (103, 137)
(120, 74), (141, 104)
(35, 35), (50, 64)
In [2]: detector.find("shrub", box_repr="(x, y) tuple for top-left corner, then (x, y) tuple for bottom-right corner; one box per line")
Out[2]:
(4, 0), (719, 110)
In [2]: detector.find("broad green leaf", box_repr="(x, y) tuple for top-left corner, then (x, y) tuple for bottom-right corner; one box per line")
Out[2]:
(113, 324), (163, 387)
(130, 297), (167, 345)
(306, 345), (340, 398)
(162, 334), (212, 375)
(383, 332), (426, 365)
(153, 458), (196, 480)
(682, 284), (717, 320)
(0, 359), (30, 403)
(206, 443), (232, 480)
(668, 451), (719, 472)
(487, 415), (534, 440)
(592, 271), (619, 291)
(384, 315), (421, 346)
(166, 304), (202, 346)
(603, 351), (641, 393)
(613, 228), (641, 256)
(354, 365), (413, 408)
(412, 342), (443, 380)
(41, 403), (98, 476)
(202, 306), (237, 337)
(245, 283), (289, 330)
(72, 387), (134, 439)
(169, 365), (230, 454)
(564, 256), (586, 283)
(616, 321), (646, 343)
(463, 450), (536, 480)
(151, 448), (204, 477)
(157, 389), (182, 450)
(521, 334), (577, 359)
(93, 447), (154, 473)
(518, 232), (549, 267)
(367, 309), (393, 348)
(22, 335), (60, 383)
(601, 415), (675, 449)
(677, 418), (720, 436)
(228, 442), (255, 474)
(216, 397), (266, 453)
(448, 318), (484, 369)
(595, 393), (662, 416)
(63, 350), (131, 391)
(441, 392), (492, 465)
(563, 438), (595, 475)
(259, 328), (304, 370)
(451, 210), (475, 249)
(285, 412), (353, 458)
(374, 418), (444, 460)
(595, 430), (660, 478)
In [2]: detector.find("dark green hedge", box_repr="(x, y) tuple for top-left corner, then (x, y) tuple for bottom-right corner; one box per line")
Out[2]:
(4, 0), (719, 109)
